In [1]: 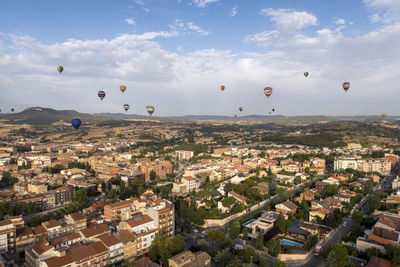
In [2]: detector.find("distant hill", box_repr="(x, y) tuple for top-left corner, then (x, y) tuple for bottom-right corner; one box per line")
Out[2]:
(1, 107), (400, 126)
(0, 107), (110, 125)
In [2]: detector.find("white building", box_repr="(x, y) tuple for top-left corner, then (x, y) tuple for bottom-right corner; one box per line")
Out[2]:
(334, 157), (358, 171)
(181, 176), (199, 191)
(175, 150), (194, 161)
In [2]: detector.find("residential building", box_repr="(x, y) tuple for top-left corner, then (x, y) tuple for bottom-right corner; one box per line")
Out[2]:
(242, 211), (278, 239)
(175, 150), (194, 161)
(65, 213), (87, 232)
(181, 176), (199, 192)
(146, 199), (174, 238)
(104, 198), (135, 221)
(228, 191), (247, 205)
(275, 200), (297, 216)
(96, 234), (123, 265)
(116, 230), (137, 262)
(168, 251), (211, 267)
(334, 157), (358, 171)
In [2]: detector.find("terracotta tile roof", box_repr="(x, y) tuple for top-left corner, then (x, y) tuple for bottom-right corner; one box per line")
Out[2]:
(16, 226), (33, 237)
(69, 242), (107, 261)
(80, 223), (110, 239)
(0, 219), (12, 227)
(33, 225), (48, 235)
(69, 213), (86, 222)
(378, 218), (396, 229)
(105, 199), (133, 210)
(32, 241), (53, 255)
(125, 215), (153, 228)
(43, 219), (61, 229)
(117, 230), (136, 243)
(369, 227), (399, 246)
(182, 176), (196, 181)
(98, 233), (121, 247)
(366, 256), (392, 267)
(44, 255), (74, 267)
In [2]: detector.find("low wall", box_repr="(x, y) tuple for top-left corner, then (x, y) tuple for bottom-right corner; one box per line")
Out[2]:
(278, 253), (308, 261)
(202, 199), (269, 228)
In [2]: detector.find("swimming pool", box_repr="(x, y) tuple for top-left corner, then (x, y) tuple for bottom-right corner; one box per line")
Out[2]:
(280, 239), (304, 248)
(243, 219), (256, 226)
(349, 256), (367, 265)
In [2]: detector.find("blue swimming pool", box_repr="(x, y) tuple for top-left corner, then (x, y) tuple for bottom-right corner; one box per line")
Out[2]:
(243, 219), (256, 226)
(349, 256), (367, 265)
(280, 239), (304, 247)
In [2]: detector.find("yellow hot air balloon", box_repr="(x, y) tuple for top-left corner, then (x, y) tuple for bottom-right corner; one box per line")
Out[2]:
(57, 66), (64, 74)
(115, 129), (122, 136)
(120, 85), (126, 93)
(381, 113), (387, 119)
(304, 72), (309, 77)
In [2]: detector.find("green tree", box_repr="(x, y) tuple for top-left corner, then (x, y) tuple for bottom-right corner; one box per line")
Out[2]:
(268, 239), (281, 257)
(208, 230), (226, 245)
(197, 239), (208, 251)
(323, 243), (352, 267)
(242, 227), (249, 239)
(274, 260), (287, 267)
(229, 220), (241, 240)
(255, 232), (264, 250)
(352, 211), (364, 224)
(150, 170), (157, 181)
(215, 248), (232, 265)
(73, 189), (88, 204)
(294, 176), (302, 185)
(101, 181), (106, 192)
(276, 213), (288, 233)
(367, 194), (381, 214)
(243, 246), (256, 263)
(27, 202), (37, 215)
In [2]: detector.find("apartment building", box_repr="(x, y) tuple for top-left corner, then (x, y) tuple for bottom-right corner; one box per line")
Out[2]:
(146, 199), (175, 238)
(181, 176), (199, 192)
(104, 198), (136, 221)
(175, 150), (194, 161)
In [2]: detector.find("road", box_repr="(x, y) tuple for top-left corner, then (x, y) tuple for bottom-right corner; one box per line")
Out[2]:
(302, 175), (394, 267)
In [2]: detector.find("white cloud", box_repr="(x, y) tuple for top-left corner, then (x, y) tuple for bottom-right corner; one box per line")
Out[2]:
(192, 0), (219, 8)
(132, 0), (145, 5)
(124, 18), (135, 26)
(169, 20), (210, 36)
(230, 4), (238, 17)
(260, 8), (317, 32)
(334, 18), (346, 25)
(363, 0), (400, 23)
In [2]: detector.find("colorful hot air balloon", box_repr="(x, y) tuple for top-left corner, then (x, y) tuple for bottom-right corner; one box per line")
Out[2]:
(120, 85), (126, 93)
(382, 113), (387, 119)
(146, 106), (155, 116)
(11, 108), (14, 112)
(115, 129), (122, 136)
(343, 82), (350, 93)
(123, 104), (130, 112)
(57, 66), (64, 74)
(264, 87), (273, 98)
(239, 107), (243, 112)
(71, 118), (82, 129)
(304, 72), (309, 77)
(98, 91), (106, 101)
(221, 85), (225, 91)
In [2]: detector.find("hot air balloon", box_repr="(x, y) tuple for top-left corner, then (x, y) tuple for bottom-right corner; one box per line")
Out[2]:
(123, 104), (130, 112)
(239, 107), (243, 112)
(268, 112), (271, 115)
(234, 114), (237, 118)
(221, 85), (225, 91)
(115, 129), (122, 136)
(304, 72), (309, 77)
(98, 91), (106, 101)
(382, 113), (387, 119)
(146, 106), (155, 116)
(0, 109), (1, 113)
(272, 108), (275, 112)
(343, 82), (350, 93)
(71, 118), (82, 129)
(264, 87), (273, 98)
(57, 66), (64, 74)
(120, 85), (126, 93)
(11, 108), (14, 112)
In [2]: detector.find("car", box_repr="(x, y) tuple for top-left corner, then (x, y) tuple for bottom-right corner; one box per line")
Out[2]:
(193, 229), (199, 233)
(343, 222), (347, 227)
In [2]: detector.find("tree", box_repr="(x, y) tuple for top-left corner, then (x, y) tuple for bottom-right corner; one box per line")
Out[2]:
(352, 211), (363, 224)
(101, 181), (106, 192)
(364, 180), (374, 195)
(323, 243), (352, 267)
(268, 239), (281, 257)
(255, 232), (264, 250)
(197, 239), (208, 251)
(243, 246), (256, 262)
(276, 213), (288, 233)
(215, 248), (232, 265)
(229, 220), (241, 239)
(208, 230), (226, 245)
(222, 197), (235, 208)
(27, 202), (37, 215)
(304, 235), (318, 250)
(150, 170), (157, 181)
(305, 167), (310, 175)
(367, 194), (381, 214)
(294, 176), (302, 185)
(259, 151), (266, 158)
(73, 189), (88, 204)
(274, 261), (287, 267)
(242, 227), (249, 239)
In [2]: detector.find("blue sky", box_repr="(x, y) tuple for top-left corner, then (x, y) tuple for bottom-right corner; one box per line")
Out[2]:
(1, 0), (400, 116)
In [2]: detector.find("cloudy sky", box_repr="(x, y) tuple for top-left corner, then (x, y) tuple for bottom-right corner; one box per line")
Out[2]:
(0, 0), (399, 116)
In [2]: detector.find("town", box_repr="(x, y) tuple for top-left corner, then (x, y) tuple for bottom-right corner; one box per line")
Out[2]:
(0, 111), (399, 267)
